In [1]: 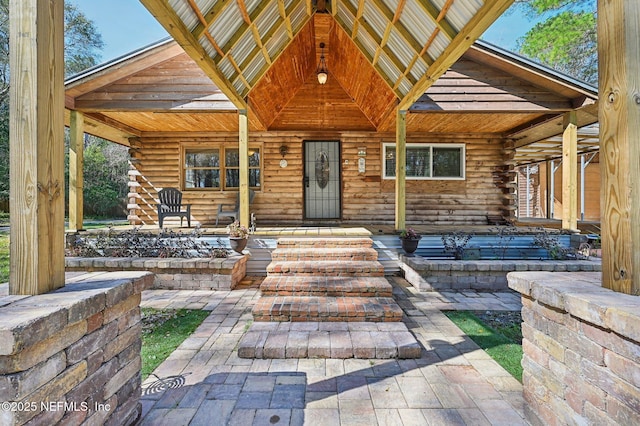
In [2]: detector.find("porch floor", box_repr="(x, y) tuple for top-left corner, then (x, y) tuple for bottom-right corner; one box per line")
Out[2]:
(139, 276), (527, 425)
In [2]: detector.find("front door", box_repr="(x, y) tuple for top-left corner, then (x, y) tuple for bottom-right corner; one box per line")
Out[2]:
(304, 141), (341, 219)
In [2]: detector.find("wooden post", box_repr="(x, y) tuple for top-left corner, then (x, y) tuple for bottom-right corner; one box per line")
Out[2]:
(238, 110), (250, 228)
(598, 0), (640, 295)
(9, 0), (65, 294)
(561, 111), (578, 231)
(545, 160), (552, 219)
(395, 109), (407, 231)
(69, 111), (84, 231)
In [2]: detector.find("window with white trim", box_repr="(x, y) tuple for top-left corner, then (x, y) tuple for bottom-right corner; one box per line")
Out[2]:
(383, 143), (465, 180)
(183, 146), (261, 190)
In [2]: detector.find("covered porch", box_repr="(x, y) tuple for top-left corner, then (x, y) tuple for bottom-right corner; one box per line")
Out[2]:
(5, 1), (640, 426)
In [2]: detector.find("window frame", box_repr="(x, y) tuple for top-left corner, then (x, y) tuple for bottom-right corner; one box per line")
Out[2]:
(382, 142), (466, 181)
(181, 144), (262, 191)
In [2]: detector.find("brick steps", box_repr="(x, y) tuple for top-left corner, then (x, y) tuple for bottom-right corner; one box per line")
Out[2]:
(259, 276), (392, 297)
(240, 237), (421, 359)
(238, 322), (421, 359)
(270, 247), (379, 262)
(266, 260), (384, 276)
(252, 296), (403, 322)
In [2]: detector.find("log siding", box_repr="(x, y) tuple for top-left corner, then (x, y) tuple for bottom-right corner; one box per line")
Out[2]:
(128, 132), (515, 226)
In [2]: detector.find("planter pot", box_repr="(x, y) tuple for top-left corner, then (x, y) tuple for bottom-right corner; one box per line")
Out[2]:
(400, 236), (422, 254)
(229, 237), (248, 254)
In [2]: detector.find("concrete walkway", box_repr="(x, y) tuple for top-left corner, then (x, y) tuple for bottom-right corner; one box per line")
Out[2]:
(139, 277), (527, 426)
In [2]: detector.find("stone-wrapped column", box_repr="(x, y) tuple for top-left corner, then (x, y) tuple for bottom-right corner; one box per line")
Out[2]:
(0, 272), (153, 425)
(508, 271), (640, 425)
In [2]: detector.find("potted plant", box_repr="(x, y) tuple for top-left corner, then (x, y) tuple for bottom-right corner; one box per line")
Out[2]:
(227, 220), (249, 254)
(399, 228), (422, 254)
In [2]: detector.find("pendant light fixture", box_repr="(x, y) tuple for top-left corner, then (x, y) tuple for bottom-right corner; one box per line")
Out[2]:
(317, 42), (328, 85)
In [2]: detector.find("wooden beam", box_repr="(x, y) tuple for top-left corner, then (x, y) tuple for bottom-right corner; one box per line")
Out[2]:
(598, 0), (640, 295)
(69, 111), (85, 232)
(412, 0), (457, 40)
(561, 111), (578, 231)
(398, 0), (514, 110)
(238, 110), (250, 227)
(351, 0), (366, 38)
(395, 108), (407, 230)
(277, 0), (294, 39)
(140, 0), (247, 109)
(192, 0), (234, 39)
(9, 0), (65, 295)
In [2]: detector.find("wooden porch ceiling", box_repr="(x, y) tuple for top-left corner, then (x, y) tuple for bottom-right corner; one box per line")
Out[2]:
(139, 0), (514, 114)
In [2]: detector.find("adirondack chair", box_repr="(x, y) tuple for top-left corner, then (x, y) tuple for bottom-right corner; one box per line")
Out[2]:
(156, 187), (191, 228)
(215, 190), (255, 225)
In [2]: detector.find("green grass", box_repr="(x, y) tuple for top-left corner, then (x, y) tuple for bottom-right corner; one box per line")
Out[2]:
(141, 308), (210, 381)
(0, 231), (8, 283)
(444, 311), (523, 382)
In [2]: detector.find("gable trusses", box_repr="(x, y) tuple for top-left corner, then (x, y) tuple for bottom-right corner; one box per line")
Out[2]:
(141, 0), (513, 113)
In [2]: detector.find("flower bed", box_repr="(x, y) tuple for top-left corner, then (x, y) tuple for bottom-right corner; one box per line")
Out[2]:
(65, 255), (247, 290)
(400, 255), (601, 291)
(65, 229), (247, 290)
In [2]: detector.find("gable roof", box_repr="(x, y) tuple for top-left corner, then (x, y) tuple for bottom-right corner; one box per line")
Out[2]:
(138, 0), (514, 111)
(64, 25), (598, 164)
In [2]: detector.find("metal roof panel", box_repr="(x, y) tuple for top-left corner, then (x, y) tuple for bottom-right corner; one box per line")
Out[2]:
(427, 31), (450, 61)
(233, 31), (257, 66)
(208, 1), (243, 49)
(387, 28), (413, 68)
(433, 0), (483, 31)
(255, 2), (280, 38)
(289, 1), (308, 32)
(362, 2), (387, 40)
(265, 26), (289, 58)
(169, 0), (199, 31)
(402, 0), (437, 46)
(337, 2), (355, 32)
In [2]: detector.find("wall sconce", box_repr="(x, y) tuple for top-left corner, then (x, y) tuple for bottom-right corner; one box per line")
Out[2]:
(279, 145), (288, 168)
(358, 147), (366, 173)
(317, 42), (328, 85)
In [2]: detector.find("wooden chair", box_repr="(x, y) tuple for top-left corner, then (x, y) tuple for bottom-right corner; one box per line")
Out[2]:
(157, 187), (191, 228)
(216, 190), (255, 225)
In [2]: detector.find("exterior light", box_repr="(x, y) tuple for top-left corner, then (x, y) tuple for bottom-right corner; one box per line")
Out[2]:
(317, 42), (328, 85)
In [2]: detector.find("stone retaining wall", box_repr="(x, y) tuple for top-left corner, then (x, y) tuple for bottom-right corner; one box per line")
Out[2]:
(65, 255), (247, 290)
(400, 256), (601, 291)
(508, 272), (640, 425)
(0, 271), (153, 426)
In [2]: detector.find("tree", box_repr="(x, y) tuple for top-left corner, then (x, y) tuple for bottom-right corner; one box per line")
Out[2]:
(0, 2), (105, 203)
(515, 0), (597, 84)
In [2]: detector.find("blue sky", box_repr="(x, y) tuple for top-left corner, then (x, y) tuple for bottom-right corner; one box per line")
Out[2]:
(68, 0), (535, 63)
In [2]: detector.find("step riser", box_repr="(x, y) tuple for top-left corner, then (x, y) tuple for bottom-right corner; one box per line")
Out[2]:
(260, 276), (392, 298)
(259, 289), (392, 297)
(252, 297), (403, 323)
(270, 253), (378, 262)
(267, 263), (384, 276)
(276, 238), (373, 249)
(237, 324), (422, 359)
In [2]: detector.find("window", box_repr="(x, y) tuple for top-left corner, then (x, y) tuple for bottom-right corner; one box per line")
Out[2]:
(383, 143), (465, 180)
(183, 146), (261, 190)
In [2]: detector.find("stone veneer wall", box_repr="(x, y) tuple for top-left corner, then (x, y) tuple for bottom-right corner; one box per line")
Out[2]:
(65, 255), (247, 290)
(508, 271), (640, 426)
(401, 257), (601, 291)
(0, 271), (153, 426)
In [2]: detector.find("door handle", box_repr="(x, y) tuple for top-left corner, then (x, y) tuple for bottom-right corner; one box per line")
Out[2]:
(304, 176), (309, 188)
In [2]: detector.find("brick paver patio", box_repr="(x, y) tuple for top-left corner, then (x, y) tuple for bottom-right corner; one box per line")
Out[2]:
(138, 277), (527, 425)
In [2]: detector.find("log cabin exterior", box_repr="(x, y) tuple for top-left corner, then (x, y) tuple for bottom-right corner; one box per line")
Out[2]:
(64, 14), (597, 228)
